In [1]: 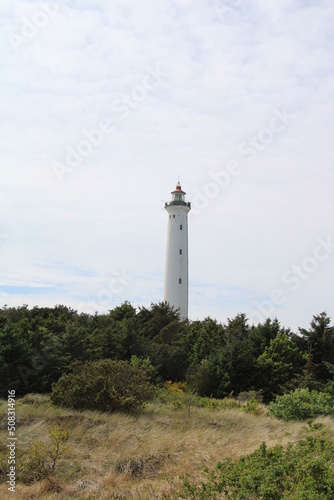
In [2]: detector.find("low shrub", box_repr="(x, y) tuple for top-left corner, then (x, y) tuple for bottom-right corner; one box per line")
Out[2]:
(237, 390), (263, 403)
(0, 447), (7, 484)
(20, 425), (69, 483)
(268, 388), (334, 421)
(183, 436), (334, 499)
(130, 355), (157, 381)
(156, 384), (238, 411)
(239, 397), (264, 416)
(51, 359), (154, 413)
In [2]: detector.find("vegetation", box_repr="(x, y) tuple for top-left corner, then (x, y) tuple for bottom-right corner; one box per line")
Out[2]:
(51, 359), (155, 412)
(20, 425), (69, 484)
(183, 436), (334, 499)
(1, 304), (334, 497)
(269, 388), (334, 422)
(1, 303), (333, 404)
(1, 394), (334, 499)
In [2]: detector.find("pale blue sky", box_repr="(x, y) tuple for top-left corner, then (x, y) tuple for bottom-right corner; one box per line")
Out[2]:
(1, 0), (334, 330)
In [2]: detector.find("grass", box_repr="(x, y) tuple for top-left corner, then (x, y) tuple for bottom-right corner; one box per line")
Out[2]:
(1, 394), (334, 499)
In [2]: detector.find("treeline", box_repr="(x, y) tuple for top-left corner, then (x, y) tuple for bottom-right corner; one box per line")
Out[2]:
(0, 302), (333, 402)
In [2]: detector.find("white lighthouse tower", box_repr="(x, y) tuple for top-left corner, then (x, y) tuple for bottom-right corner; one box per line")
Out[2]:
(163, 181), (191, 320)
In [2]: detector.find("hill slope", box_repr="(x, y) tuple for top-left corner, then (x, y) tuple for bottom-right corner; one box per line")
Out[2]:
(1, 394), (334, 499)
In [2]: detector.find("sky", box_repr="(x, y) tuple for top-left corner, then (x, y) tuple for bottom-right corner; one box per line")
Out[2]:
(1, 0), (334, 332)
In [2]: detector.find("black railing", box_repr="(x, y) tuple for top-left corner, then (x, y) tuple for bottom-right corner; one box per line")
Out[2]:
(165, 201), (191, 208)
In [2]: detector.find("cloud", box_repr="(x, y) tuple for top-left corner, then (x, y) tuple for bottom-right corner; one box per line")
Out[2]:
(1, 0), (334, 331)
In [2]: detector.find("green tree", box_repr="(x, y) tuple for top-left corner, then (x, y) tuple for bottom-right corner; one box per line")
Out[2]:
(190, 318), (225, 365)
(0, 322), (32, 396)
(108, 301), (136, 322)
(130, 355), (157, 381)
(248, 318), (287, 358)
(136, 301), (181, 340)
(257, 333), (306, 401)
(297, 312), (334, 384)
(221, 314), (255, 394)
(188, 355), (231, 397)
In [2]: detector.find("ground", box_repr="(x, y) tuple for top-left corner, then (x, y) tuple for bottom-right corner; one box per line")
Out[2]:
(1, 394), (334, 499)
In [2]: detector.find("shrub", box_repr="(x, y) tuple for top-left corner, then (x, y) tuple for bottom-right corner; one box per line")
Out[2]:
(130, 355), (157, 381)
(183, 437), (334, 499)
(238, 391), (265, 415)
(51, 359), (154, 413)
(156, 384), (242, 412)
(20, 425), (69, 483)
(237, 390), (263, 403)
(240, 397), (264, 416)
(0, 447), (7, 484)
(268, 388), (334, 421)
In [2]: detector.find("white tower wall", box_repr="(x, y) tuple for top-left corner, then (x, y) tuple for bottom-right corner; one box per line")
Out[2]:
(163, 183), (191, 320)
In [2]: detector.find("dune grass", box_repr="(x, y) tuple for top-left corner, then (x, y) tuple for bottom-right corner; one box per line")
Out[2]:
(1, 394), (334, 499)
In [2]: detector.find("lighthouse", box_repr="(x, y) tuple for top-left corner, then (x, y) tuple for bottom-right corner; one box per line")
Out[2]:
(163, 181), (191, 320)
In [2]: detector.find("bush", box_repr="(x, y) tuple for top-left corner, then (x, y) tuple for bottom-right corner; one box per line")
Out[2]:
(183, 437), (334, 499)
(130, 355), (157, 381)
(240, 397), (264, 416)
(20, 426), (69, 483)
(0, 446), (7, 484)
(268, 388), (334, 421)
(51, 359), (154, 413)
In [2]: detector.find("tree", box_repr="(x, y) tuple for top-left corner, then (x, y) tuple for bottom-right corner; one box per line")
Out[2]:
(187, 355), (231, 398)
(136, 302), (181, 340)
(257, 333), (306, 402)
(221, 314), (255, 394)
(190, 318), (225, 365)
(248, 318), (286, 358)
(108, 301), (136, 322)
(0, 322), (32, 396)
(298, 312), (334, 384)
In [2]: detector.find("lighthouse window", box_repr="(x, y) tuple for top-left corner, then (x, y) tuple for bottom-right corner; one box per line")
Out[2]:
(169, 215), (171, 219)
(179, 249), (182, 255)
(173, 215), (175, 218)
(179, 278), (182, 284)
(180, 224), (183, 230)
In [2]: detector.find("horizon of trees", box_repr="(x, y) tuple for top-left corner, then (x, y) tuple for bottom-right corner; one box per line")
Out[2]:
(0, 302), (333, 403)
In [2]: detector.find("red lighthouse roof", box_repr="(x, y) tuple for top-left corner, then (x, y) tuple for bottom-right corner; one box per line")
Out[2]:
(171, 181), (186, 195)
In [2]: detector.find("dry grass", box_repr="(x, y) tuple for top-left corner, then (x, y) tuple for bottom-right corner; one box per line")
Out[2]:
(1, 394), (334, 499)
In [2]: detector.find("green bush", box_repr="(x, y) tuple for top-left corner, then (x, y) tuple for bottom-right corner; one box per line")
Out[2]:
(0, 446), (8, 484)
(130, 355), (157, 381)
(20, 426), (69, 483)
(183, 437), (334, 499)
(268, 388), (334, 421)
(240, 397), (264, 415)
(51, 359), (154, 413)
